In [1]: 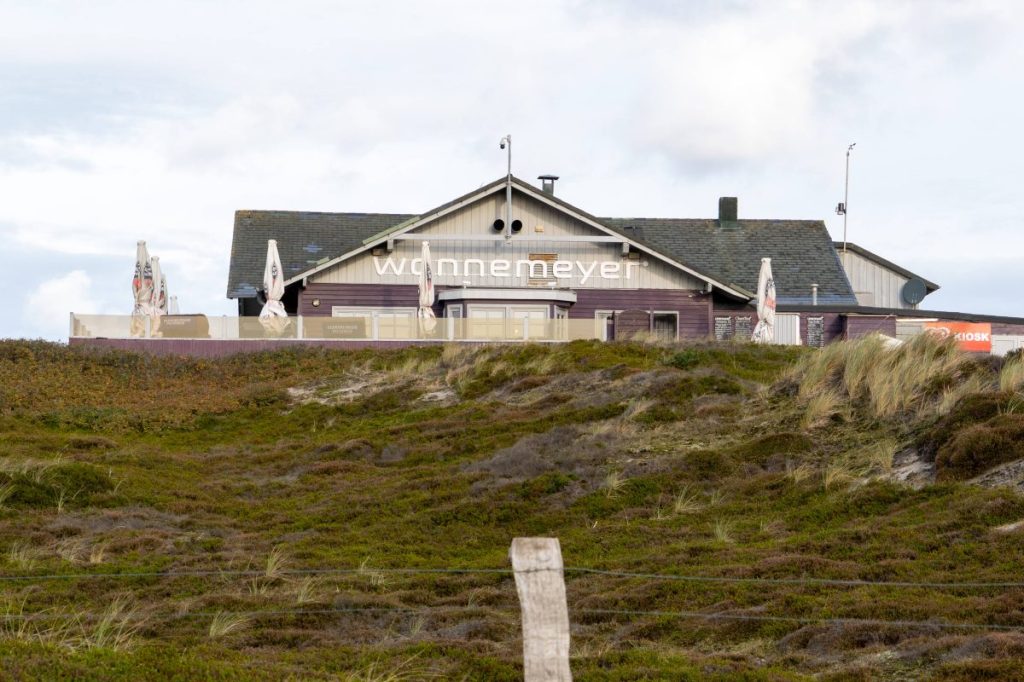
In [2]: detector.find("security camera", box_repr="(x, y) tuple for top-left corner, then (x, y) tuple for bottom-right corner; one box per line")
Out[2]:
(500, 141), (506, 149)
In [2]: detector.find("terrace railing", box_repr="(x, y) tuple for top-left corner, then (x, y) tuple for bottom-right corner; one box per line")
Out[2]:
(69, 314), (603, 343)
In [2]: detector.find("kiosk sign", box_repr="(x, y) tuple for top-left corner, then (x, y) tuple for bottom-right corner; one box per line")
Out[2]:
(924, 321), (992, 352)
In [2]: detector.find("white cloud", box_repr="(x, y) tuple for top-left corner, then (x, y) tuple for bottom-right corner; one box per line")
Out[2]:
(1, 0), (1024, 340)
(24, 270), (99, 339)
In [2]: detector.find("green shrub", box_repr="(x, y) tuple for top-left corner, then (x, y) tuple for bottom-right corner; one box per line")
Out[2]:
(0, 462), (113, 509)
(915, 392), (1007, 458)
(634, 404), (683, 424)
(518, 472), (574, 498)
(935, 414), (1024, 481)
(735, 432), (813, 465)
(665, 349), (706, 370)
(239, 385), (289, 409)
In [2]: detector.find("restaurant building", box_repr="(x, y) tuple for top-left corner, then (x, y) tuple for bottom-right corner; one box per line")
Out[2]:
(68, 172), (1024, 355)
(225, 174), (981, 347)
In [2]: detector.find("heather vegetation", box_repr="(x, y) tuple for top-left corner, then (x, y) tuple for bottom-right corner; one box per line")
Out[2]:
(0, 337), (1023, 680)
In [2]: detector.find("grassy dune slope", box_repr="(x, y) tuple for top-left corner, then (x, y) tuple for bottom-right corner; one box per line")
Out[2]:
(0, 338), (1023, 680)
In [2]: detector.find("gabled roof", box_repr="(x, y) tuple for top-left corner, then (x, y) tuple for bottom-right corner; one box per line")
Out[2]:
(835, 241), (940, 292)
(226, 210), (415, 298)
(602, 218), (858, 305)
(226, 176), (857, 305)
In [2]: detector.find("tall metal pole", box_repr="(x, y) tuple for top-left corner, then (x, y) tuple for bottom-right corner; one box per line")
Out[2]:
(501, 134), (512, 240)
(842, 142), (855, 253)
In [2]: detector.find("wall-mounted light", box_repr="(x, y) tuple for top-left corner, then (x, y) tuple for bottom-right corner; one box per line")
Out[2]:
(311, 298), (321, 308)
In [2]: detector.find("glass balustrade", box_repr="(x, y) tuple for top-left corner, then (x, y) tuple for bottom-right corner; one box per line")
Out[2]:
(69, 314), (601, 342)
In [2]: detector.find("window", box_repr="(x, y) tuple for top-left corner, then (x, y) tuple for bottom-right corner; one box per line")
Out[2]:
(467, 305), (549, 339)
(468, 307), (507, 339)
(511, 307), (548, 339)
(595, 311), (616, 341)
(445, 304), (463, 340)
(554, 307), (569, 340)
(526, 253), (558, 287)
(331, 307), (416, 339)
(652, 312), (678, 340)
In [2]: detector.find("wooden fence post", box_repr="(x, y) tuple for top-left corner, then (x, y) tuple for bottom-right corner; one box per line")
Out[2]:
(510, 537), (572, 681)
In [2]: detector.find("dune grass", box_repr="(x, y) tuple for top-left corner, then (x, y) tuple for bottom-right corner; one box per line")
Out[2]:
(0, 338), (1022, 679)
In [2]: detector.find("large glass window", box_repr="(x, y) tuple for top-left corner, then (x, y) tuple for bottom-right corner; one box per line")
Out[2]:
(467, 305), (548, 339)
(331, 307), (416, 339)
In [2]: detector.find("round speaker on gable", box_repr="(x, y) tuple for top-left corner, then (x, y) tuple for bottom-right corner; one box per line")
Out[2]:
(511, 219), (523, 233)
(902, 277), (927, 306)
(492, 219), (505, 232)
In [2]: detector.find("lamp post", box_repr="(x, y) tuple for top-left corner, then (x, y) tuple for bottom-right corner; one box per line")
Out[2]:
(838, 142), (856, 253)
(500, 134), (512, 240)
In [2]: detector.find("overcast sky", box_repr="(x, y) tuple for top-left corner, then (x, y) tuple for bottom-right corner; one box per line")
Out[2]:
(2, 0), (1022, 340)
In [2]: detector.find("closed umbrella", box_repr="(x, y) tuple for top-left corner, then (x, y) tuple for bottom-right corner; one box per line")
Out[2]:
(751, 257), (776, 344)
(168, 296), (180, 315)
(418, 240), (437, 334)
(149, 256), (165, 336)
(130, 240), (154, 337)
(259, 239), (289, 334)
(158, 272), (169, 314)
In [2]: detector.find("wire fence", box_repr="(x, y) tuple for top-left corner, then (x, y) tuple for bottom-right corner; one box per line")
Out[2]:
(2, 564), (1023, 589)
(1, 563), (1022, 633)
(2, 602), (1020, 633)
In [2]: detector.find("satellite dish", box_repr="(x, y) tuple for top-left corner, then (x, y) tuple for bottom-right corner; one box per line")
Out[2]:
(902, 278), (927, 306)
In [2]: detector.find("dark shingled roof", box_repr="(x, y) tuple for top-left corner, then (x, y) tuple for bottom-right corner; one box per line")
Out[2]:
(601, 218), (857, 305)
(227, 210), (415, 298)
(227, 178), (857, 305)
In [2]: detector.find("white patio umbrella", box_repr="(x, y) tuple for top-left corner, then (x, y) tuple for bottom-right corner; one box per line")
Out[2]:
(149, 256), (165, 335)
(259, 239), (289, 334)
(751, 257), (776, 344)
(168, 296), (180, 315)
(418, 240), (437, 334)
(130, 240), (154, 337)
(158, 272), (169, 314)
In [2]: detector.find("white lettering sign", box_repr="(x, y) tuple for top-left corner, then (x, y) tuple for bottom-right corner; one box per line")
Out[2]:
(373, 256), (641, 281)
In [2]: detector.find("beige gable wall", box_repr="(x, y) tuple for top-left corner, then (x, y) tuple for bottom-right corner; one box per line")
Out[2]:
(310, 190), (705, 290)
(840, 250), (917, 309)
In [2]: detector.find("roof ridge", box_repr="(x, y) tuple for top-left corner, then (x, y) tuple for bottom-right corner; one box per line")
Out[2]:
(604, 217), (826, 224)
(235, 209), (417, 217)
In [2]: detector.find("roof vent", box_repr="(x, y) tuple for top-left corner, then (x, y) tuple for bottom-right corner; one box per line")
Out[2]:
(538, 174), (559, 195)
(718, 197), (738, 222)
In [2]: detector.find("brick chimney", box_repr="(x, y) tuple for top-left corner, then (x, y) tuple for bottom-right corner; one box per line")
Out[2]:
(718, 196), (738, 223)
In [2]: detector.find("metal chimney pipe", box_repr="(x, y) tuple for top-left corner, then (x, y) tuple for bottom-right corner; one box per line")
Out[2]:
(811, 283), (819, 306)
(538, 174), (559, 195)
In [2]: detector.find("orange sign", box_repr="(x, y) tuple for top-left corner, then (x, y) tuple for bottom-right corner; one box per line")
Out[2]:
(924, 321), (992, 352)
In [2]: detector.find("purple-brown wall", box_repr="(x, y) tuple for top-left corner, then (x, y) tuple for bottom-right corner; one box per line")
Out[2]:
(298, 283), (713, 338)
(993, 322), (1024, 335)
(566, 289), (712, 337)
(844, 315), (897, 339)
(299, 283), (441, 316)
(800, 313), (844, 347)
